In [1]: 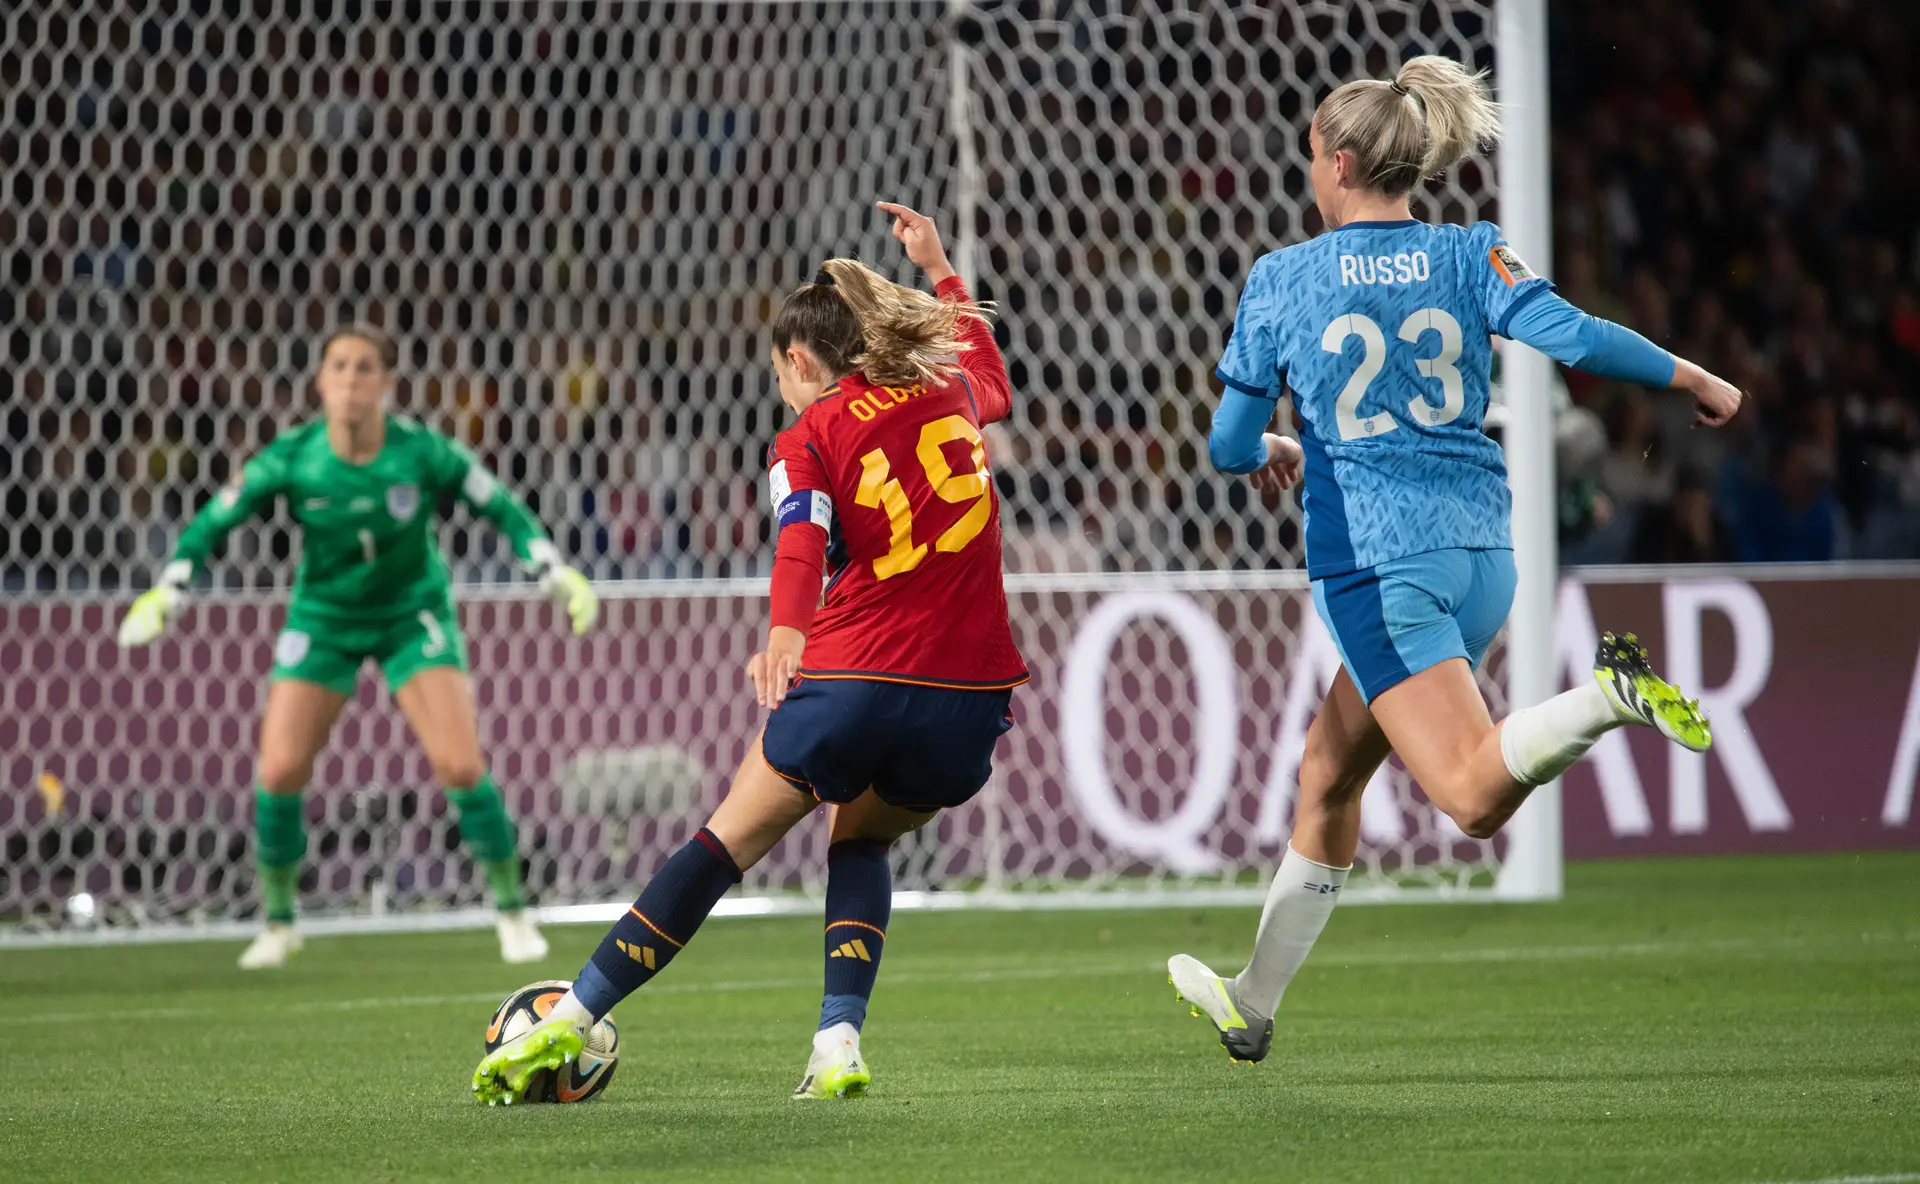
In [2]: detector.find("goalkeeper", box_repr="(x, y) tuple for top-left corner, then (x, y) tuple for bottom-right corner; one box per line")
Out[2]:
(117, 324), (599, 969)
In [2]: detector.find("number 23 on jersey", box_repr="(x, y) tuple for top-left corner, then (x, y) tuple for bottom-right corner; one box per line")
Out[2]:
(856, 413), (993, 580)
(1322, 306), (1466, 442)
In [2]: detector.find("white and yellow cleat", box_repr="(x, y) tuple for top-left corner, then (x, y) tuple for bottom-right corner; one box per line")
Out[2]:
(1168, 954), (1273, 1063)
(237, 923), (303, 970)
(472, 1017), (584, 1106)
(792, 1022), (871, 1099)
(495, 912), (549, 964)
(1595, 632), (1712, 753)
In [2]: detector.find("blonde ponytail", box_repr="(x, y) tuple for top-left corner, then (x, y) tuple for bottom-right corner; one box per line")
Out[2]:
(1394, 56), (1501, 176)
(819, 258), (990, 387)
(1316, 55), (1500, 195)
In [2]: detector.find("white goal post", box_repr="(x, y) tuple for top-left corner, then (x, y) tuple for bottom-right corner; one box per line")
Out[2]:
(1491, 0), (1561, 902)
(0, 0), (1558, 944)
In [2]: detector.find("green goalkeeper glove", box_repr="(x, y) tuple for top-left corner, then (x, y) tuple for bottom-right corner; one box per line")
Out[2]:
(117, 561), (192, 648)
(529, 542), (598, 636)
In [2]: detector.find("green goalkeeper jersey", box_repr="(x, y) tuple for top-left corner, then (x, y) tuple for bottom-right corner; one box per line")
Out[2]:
(171, 415), (550, 624)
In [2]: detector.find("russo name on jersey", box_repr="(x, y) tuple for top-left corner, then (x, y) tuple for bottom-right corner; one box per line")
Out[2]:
(1338, 250), (1432, 286)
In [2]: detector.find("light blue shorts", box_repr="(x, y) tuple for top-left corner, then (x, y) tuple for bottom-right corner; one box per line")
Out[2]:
(1311, 548), (1517, 704)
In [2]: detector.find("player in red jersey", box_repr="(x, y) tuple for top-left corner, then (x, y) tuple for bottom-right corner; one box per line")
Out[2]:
(473, 203), (1025, 1105)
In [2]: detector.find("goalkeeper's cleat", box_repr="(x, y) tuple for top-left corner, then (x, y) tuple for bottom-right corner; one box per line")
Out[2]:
(1594, 631), (1712, 753)
(1168, 954), (1273, 1064)
(237, 923), (303, 970)
(792, 1022), (871, 1100)
(495, 912), (549, 964)
(471, 1017), (584, 1106)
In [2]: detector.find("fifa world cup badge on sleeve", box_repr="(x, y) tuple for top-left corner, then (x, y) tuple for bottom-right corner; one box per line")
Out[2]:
(386, 484), (420, 520)
(768, 460), (792, 508)
(1489, 245), (1535, 286)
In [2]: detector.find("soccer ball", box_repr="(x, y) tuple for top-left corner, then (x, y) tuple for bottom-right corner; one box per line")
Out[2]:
(483, 979), (620, 1103)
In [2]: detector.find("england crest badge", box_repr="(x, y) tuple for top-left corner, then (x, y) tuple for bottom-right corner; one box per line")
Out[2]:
(385, 484), (420, 520)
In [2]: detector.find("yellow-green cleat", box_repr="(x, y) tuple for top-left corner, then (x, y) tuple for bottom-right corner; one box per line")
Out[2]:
(793, 1022), (871, 1099)
(1594, 632), (1712, 753)
(471, 1018), (583, 1107)
(1168, 954), (1273, 1063)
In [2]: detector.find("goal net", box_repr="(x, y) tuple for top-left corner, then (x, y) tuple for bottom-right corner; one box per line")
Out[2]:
(1, 0), (1526, 942)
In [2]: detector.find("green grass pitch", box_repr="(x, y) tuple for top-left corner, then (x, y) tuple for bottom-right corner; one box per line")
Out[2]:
(1, 852), (1914, 1183)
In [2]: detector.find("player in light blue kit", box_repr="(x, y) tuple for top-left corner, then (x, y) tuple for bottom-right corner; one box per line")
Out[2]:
(1168, 57), (1745, 1061)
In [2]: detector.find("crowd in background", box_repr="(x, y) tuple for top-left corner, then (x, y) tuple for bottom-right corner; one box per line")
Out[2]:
(1546, 0), (1920, 563)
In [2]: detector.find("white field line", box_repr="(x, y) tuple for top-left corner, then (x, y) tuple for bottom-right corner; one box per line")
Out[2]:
(1752, 1175), (1920, 1184)
(0, 885), (1430, 951)
(13, 880), (1910, 951)
(3, 931), (1909, 1029)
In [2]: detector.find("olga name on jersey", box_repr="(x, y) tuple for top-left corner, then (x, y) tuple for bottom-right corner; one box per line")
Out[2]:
(1339, 251), (1432, 286)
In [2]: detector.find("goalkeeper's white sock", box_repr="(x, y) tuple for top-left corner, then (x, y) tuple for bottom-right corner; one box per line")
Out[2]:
(1498, 683), (1623, 787)
(1233, 845), (1349, 1022)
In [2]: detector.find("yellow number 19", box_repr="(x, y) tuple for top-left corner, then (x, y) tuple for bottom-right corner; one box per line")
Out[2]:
(853, 414), (993, 581)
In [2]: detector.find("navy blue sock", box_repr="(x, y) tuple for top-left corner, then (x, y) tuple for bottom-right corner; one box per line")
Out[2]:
(819, 838), (892, 1031)
(572, 828), (741, 1020)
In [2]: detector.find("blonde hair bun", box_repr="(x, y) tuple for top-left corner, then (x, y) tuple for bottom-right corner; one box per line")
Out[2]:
(1317, 55), (1500, 195)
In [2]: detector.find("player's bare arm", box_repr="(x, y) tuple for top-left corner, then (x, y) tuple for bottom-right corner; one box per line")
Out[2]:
(876, 200), (956, 284)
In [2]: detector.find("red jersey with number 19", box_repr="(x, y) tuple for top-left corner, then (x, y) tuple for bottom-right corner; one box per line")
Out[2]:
(766, 276), (1027, 690)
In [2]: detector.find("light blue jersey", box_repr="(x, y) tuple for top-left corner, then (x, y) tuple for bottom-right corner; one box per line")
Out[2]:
(1210, 217), (1676, 701)
(1216, 219), (1552, 579)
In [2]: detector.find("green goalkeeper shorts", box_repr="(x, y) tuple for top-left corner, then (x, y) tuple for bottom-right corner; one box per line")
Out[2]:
(270, 603), (469, 697)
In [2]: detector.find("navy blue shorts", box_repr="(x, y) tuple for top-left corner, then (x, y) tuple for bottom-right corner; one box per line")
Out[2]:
(761, 678), (1017, 811)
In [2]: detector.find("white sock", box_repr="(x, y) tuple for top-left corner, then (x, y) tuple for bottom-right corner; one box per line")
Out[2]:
(814, 1022), (860, 1053)
(1498, 683), (1623, 787)
(551, 991), (594, 1032)
(1233, 845), (1350, 1022)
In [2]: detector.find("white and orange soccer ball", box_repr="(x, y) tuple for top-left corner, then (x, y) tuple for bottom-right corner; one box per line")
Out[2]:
(482, 980), (619, 1103)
